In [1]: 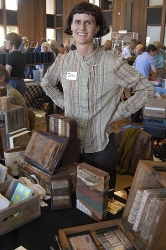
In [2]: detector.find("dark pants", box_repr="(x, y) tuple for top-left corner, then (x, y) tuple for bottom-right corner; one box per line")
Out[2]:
(79, 132), (117, 198)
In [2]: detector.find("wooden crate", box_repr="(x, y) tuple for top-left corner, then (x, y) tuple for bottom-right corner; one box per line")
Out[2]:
(0, 180), (41, 236)
(59, 160), (166, 250)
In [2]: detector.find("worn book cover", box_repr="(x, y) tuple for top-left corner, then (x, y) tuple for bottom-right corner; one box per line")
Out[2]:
(0, 163), (7, 184)
(0, 193), (10, 210)
(108, 198), (125, 215)
(9, 130), (31, 149)
(10, 182), (33, 204)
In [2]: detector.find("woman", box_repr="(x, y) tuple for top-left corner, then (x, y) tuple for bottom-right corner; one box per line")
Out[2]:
(152, 41), (165, 78)
(103, 39), (112, 51)
(41, 2), (155, 198)
(5, 32), (26, 96)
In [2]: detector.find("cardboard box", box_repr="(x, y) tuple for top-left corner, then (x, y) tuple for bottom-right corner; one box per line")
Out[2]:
(59, 160), (166, 250)
(0, 180), (41, 236)
(143, 98), (166, 118)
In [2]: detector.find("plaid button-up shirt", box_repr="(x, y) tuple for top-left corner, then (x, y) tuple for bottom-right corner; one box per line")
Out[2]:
(41, 46), (155, 153)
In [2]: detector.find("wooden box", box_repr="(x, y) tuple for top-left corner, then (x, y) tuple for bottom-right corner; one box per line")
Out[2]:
(59, 160), (166, 250)
(0, 180), (41, 236)
(18, 155), (78, 195)
(47, 114), (77, 140)
(76, 163), (110, 221)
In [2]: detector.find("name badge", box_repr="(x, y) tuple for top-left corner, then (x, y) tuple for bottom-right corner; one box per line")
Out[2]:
(66, 72), (77, 80)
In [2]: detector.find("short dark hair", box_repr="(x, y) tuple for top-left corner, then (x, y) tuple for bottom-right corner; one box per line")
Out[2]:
(146, 44), (157, 53)
(0, 64), (9, 82)
(64, 2), (110, 37)
(5, 32), (22, 49)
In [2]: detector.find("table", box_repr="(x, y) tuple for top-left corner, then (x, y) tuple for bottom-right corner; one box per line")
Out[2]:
(24, 81), (45, 110)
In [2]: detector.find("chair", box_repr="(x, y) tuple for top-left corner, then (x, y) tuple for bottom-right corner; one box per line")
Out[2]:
(28, 109), (36, 131)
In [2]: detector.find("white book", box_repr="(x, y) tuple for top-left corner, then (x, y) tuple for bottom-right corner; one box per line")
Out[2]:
(0, 163), (7, 184)
(141, 198), (166, 241)
(9, 130), (31, 149)
(0, 193), (10, 210)
(128, 189), (144, 224)
(133, 188), (166, 232)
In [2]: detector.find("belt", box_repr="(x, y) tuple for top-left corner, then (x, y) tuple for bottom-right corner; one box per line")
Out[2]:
(10, 77), (24, 80)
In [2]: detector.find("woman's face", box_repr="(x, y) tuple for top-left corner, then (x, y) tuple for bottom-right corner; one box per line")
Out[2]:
(41, 46), (49, 52)
(71, 13), (99, 46)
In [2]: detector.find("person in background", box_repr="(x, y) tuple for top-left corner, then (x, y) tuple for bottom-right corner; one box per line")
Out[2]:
(152, 41), (166, 78)
(135, 44), (158, 78)
(18, 36), (28, 53)
(41, 2), (155, 199)
(135, 44), (146, 56)
(114, 46), (122, 56)
(34, 37), (47, 53)
(50, 39), (58, 56)
(70, 39), (76, 50)
(0, 64), (29, 129)
(58, 44), (65, 54)
(103, 39), (112, 51)
(121, 38), (138, 65)
(64, 43), (70, 54)
(4, 32), (27, 97)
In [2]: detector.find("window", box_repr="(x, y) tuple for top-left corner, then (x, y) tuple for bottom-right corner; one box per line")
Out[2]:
(0, 0), (18, 46)
(0, 26), (4, 46)
(146, 26), (161, 46)
(46, 28), (55, 41)
(148, 0), (163, 6)
(89, 0), (99, 6)
(5, 0), (18, 10)
(46, 0), (55, 14)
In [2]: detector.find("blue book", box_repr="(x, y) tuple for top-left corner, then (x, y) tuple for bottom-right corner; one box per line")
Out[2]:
(10, 182), (33, 204)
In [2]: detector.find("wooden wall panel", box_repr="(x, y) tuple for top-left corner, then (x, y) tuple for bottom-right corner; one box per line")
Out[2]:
(16, 0), (165, 46)
(18, 0), (46, 42)
(112, 0), (148, 44)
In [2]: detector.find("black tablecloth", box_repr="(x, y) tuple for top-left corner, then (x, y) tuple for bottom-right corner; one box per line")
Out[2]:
(0, 194), (125, 250)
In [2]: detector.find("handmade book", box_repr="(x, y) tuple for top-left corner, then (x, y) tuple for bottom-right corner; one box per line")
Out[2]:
(6, 128), (27, 148)
(50, 175), (71, 210)
(133, 188), (166, 232)
(0, 193), (10, 210)
(5, 179), (19, 200)
(0, 96), (10, 110)
(0, 163), (7, 184)
(10, 182), (33, 204)
(7, 129), (31, 149)
(141, 198), (166, 241)
(127, 189), (144, 224)
(107, 198), (125, 215)
(24, 130), (69, 174)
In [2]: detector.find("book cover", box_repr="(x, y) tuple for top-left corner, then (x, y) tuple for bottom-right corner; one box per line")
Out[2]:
(6, 128), (28, 148)
(9, 130), (31, 149)
(0, 163), (7, 184)
(0, 193), (10, 210)
(108, 198), (125, 215)
(5, 179), (19, 200)
(10, 182), (33, 204)
(133, 188), (166, 232)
